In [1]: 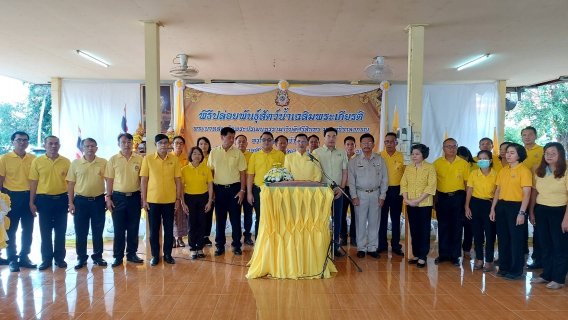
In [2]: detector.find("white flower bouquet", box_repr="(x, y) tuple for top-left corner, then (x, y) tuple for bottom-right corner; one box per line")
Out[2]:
(264, 163), (294, 183)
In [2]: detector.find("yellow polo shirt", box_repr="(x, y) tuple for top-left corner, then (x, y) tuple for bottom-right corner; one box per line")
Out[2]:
(242, 150), (252, 164)
(496, 164), (532, 202)
(467, 169), (498, 200)
(0, 151), (36, 191)
(473, 154), (503, 172)
(181, 162), (213, 195)
(284, 151), (322, 182)
(66, 156), (107, 197)
(400, 161), (437, 207)
(29, 154), (71, 195)
(523, 145), (543, 170)
(140, 152), (182, 204)
(534, 169), (568, 207)
(380, 150), (405, 186)
(207, 146), (247, 185)
(433, 156), (469, 193)
(104, 152), (143, 193)
(171, 151), (189, 167)
(248, 149), (286, 187)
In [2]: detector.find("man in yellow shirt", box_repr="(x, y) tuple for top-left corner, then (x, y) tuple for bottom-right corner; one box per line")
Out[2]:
(104, 133), (144, 267)
(340, 136), (357, 246)
(284, 133), (321, 181)
(473, 137), (503, 172)
(247, 132), (285, 240)
(0, 131), (37, 272)
(274, 135), (289, 154)
(521, 126), (544, 269)
(140, 134), (182, 266)
(29, 136), (71, 270)
(379, 132), (405, 256)
(434, 138), (470, 266)
(208, 127), (247, 256)
(236, 134), (254, 245)
(308, 135), (320, 153)
(66, 138), (108, 269)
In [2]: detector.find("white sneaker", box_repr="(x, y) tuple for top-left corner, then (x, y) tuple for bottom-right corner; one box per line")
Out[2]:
(530, 277), (549, 284)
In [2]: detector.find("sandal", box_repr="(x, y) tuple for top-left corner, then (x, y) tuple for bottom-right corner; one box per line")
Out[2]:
(190, 251), (197, 260)
(177, 238), (186, 247)
(473, 259), (483, 270)
(172, 237), (178, 248)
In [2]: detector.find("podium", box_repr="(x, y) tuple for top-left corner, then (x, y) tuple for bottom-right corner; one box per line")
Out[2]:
(246, 182), (337, 279)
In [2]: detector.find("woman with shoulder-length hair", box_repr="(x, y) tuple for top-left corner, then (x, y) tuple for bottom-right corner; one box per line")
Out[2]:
(196, 136), (214, 246)
(400, 144), (437, 269)
(490, 143), (532, 281)
(528, 142), (568, 289)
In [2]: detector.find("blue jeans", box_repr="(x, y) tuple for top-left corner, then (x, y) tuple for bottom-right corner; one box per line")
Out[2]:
(332, 196), (343, 250)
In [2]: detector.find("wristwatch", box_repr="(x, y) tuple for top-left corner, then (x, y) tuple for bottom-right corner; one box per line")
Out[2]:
(518, 211), (526, 216)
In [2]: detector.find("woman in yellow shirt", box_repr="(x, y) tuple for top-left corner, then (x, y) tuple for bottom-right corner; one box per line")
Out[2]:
(181, 147), (214, 259)
(172, 136), (189, 248)
(490, 143), (532, 281)
(196, 136), (214, 246)
(528, 142), (568, 289)
(465, 150), (497, 271)
(400, 144), (437, 268)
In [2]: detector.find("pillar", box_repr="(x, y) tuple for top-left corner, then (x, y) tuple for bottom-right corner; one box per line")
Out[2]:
(497, 80), (506, 144)
(144, 21), (161, 154)
(50, 77), (62, 137)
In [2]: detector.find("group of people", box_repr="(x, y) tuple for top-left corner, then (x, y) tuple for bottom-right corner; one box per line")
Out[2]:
(1, 125), (567, 290)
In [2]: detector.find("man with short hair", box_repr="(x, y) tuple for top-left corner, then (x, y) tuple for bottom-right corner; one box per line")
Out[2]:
(313, 127), (349, 258)
(236, 134), (254, 245)
(248, 132), (285, 239)
(208, 127), (247, 256)
(434, 138), (470, 266)
(140, 134), (182, 266)
(348, 134), (388, 259)
(284, 133), (321, 182)
(274, 135), (289, 154)
(474, 138), (503, 172)
(308, 135), (320, 153)
(67, 138), (108, 269)
(29, 136), (71, 270)
(0, 131), (37, 272)
(340, 136), (357, 246)
(105, 133), (144, 267)
(379, 132), (405, 256)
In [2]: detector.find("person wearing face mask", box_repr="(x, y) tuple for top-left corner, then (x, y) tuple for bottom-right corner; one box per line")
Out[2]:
(465, 150), (497, 271)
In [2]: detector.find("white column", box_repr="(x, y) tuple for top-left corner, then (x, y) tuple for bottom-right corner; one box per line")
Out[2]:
(144, 21), (161, 154)
(50, 77), (62, 137)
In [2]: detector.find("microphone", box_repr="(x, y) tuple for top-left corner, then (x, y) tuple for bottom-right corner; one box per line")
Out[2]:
(307, 152), (320, 163)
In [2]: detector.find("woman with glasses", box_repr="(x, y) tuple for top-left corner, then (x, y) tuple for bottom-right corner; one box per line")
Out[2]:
(529, 142), (568, 289)
(171, 136), (189, 248)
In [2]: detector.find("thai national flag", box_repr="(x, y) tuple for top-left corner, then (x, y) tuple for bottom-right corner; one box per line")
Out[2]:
(76, 126), (83, 159)
(121, 105), (128, 133)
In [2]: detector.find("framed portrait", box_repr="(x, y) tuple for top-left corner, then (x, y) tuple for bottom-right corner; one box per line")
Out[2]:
(140, 84), (173, 133)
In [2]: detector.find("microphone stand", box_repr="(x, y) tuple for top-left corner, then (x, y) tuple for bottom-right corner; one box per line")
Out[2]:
(308, 152), (362, 273)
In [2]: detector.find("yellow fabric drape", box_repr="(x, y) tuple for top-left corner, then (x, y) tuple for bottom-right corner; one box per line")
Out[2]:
(246, 186), (337, 279)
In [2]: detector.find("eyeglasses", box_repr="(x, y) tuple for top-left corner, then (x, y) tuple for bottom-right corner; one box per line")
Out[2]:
(14, 139), (29, 143)
(157, 141), (169, 145)
(544, 152), (557, 157)
(261, 138), (273, 142)
(444, 145), (458, 149)
(361, 142), (374, 146)
(295, 140), (308, 144)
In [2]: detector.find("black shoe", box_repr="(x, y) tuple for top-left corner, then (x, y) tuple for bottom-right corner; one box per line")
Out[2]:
(392, 249), (405, 257)
(0, 257), (9, 265)
(334, 249), (344, 259)
(234, 248), (242, 255)
(350, 239), (357, 246)
(504, 274), (523, 281)
(496, 270), (508, 278)
(377, 248), (387, 254)
(244, 237), (254, 246)
(417, 261), (426, 269)
(368, 251), (380, 259)
(54, 260), (67, 268)
(9, 261), (20, 272)
(111, 259), (123, 267)
(93, 258), (108, 267)
(190, 253), (197, 260)
(339, 238), (347, 246)
(164, 255), (175, 264)
(435, 256), (449, 263)
(74, 260), (87, 270)
(18, 256), (37, 269)
(204, 237), (213, 246)
(357, 251), (365, 258)
(451, 258), (461, 266)
(126, 255), (144, 264)
(214, 248), (225, 256)
(527, 263), (542, 270)
(197, 253), (206, 258)
(150, 257), (159, 266)
(408, 259), (419, 265)
(494, 259), (500, 265)
(38, 261), (52, 270)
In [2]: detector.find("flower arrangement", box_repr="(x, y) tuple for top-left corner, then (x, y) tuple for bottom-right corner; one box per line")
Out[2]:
(264, 163), (294, 183)
(0, 192), (12, 249)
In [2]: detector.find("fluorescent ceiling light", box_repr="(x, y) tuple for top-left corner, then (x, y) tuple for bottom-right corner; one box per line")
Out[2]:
(76, 50), (108, 67)
(457, 54), (490, 71)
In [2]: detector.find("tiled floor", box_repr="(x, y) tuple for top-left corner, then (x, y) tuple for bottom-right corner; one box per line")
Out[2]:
(1, 239), (568, 319)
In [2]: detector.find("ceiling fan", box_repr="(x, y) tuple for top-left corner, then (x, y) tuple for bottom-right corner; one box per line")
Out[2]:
(364, 56), (393, 80)
(170, 54), (199, 79)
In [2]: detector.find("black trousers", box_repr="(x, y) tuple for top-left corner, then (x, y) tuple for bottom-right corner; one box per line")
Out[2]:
(379, 186), (402, 251)
(253, 185), (262, 238)
(214, 184), (242, 249)
(436, 190), (465, 259)
(527, 220), (542, 261)
(407, 206), (432, 261)
(74, 195), (106, 261)
(495, 200), (526, 277)
(111, 191), (141, 259)
(340, 186), (356, 240)
(185, 192), (208, 251)
(36, 193), (68, 262)
(535, 204), (568, 284)
(148, 202), (175, 257)
(462, 217), (473, 252)
(204, 205), (213, 239)
(469, 197), (496, 262)
(242, 193), (254, 239)
(2, 189), (34, 261)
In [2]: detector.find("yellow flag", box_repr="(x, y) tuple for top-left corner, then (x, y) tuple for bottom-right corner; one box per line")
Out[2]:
(392, 106), (399, 132)
(493, 127), (499, 155)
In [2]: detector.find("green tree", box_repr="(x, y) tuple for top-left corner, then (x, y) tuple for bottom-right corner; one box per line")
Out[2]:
(0, 84), (51, 154)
